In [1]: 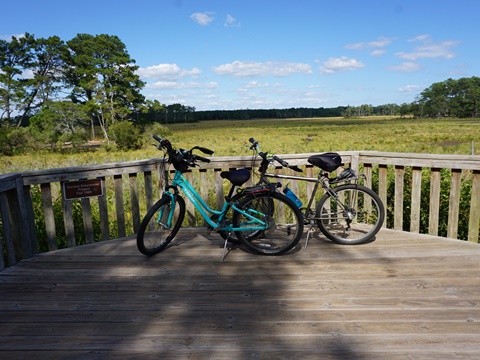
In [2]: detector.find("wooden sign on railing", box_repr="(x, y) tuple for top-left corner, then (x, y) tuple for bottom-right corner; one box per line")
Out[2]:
(62, 179), (104, 200)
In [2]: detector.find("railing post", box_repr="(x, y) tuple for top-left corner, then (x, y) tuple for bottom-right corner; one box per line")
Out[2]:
(81, 197), (94, 244)
(0, 191), (16, 267)
(394, 165), (405, 231)
(41, 183), (57, 251)
(114, 174), (126, 238)
(447, 169), (462, 239)
(350, 152), (360, 179)
(62, 195), (76, 247)
(215, 169), (224, 210)
(17, 177), (38, 259)
(378, 164), (388, 228)
(129, 173), (140, 234)
(410, 167), (422, 233)
(429, 168), (441, 236)
(468, 170), (480, 243)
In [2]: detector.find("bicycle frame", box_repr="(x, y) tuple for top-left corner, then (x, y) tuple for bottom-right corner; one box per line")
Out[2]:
(259, 170), (359, 222)
(161, 170), (269, 232)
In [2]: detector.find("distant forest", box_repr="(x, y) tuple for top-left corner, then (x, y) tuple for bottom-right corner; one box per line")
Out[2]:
(193, 106), (346, 121)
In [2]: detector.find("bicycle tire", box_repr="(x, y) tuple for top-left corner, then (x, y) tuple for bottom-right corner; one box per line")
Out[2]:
(233, 191), (304, 255)
(137, 194), (186, 256)
(316, 184), (385, 245)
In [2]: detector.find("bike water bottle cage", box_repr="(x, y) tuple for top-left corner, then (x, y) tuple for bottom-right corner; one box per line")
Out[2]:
(307, 153), (343, 172)
(220, 168), (251, 186)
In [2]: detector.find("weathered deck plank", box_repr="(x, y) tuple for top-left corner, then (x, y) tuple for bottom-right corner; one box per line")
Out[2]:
(1, 228), (479, 359)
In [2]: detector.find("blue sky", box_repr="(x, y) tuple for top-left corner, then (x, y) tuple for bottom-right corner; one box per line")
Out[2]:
(1, 0), (478, 111)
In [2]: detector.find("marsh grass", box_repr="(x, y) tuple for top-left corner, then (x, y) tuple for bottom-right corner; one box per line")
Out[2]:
(2, 117), (479, 174)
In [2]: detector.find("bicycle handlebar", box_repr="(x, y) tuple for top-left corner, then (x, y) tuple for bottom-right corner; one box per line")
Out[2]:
(153, 135), (213, 168)
(194, 154), (211, 163)
(249, 137), (302, 173)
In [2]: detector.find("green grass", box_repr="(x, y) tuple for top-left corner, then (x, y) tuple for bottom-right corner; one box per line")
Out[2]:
(2, 116), (480, 174)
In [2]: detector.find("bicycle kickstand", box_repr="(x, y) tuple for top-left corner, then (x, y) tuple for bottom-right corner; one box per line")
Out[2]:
(305, 221), (316, 250)
(221, 233), (235, 261)
(221, 238), (229, 261)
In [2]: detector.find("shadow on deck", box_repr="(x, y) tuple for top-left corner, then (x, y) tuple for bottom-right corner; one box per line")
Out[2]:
(1, 228), (479, 359)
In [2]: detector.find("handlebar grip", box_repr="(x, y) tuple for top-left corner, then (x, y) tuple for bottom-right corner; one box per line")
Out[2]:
(249, 137), (261, 151)
(273, 155), (288, 166)
(195, 155), (211, 163)
(196, 146), (214, 155)
(273, 155), (303, 172)
(153, 134), (162, 142)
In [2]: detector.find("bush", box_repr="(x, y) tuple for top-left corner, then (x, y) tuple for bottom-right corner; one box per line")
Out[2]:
(109, 121), (143, 151)
(143, 122), (173, 142)
(0, 127), (39, 155)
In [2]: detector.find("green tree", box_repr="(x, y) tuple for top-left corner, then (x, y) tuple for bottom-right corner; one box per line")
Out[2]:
(0, 33), (35, 125)
(63, 34), (145, 142)
(29, 101), (89, 146)
(417, 77), (480, 118)
(16, 35), (66, 127)
(138, 99), (166, 124)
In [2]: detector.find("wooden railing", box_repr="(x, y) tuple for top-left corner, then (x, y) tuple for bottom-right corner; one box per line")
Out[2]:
(1, 151), (479, 270)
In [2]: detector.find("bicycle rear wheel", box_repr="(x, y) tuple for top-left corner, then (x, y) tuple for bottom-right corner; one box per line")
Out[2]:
(137, 194), (186, 255)
(233, 192), (304, 255)
(316, 184), (384, 245)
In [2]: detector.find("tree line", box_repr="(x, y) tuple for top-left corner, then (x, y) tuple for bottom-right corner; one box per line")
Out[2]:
(1, 32), (480, 155)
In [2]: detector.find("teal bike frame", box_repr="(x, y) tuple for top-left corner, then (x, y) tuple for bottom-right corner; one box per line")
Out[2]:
(160, 170), (268, 233)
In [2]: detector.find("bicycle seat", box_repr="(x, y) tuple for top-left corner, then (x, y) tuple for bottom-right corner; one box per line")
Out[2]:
(221, 168), (251, 186)
(307, 152), (343, 172)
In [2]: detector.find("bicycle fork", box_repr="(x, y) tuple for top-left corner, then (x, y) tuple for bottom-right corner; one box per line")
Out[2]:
(157, 191), (176, 229)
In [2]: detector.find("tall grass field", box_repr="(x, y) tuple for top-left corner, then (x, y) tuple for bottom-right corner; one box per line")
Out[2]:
(1, 116), (479, 174)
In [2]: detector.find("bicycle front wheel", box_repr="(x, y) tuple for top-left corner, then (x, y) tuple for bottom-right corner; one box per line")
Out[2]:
(316, 184), (384, 245)
(233, 192), (304, 255)
(137, 194), (186, 256)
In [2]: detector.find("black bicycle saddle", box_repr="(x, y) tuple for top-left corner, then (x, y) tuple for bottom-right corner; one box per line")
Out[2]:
(307, 152), (343, 172)
(220, 168), (251, 186)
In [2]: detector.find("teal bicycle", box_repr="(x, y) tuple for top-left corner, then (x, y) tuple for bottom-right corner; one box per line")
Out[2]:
(136, 135), (304, 258)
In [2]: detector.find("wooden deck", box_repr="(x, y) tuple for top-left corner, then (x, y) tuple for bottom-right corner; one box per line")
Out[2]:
(1, 228), (479, 359)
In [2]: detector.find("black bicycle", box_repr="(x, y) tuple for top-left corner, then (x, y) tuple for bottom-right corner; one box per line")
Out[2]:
(247, 138), (385, 246)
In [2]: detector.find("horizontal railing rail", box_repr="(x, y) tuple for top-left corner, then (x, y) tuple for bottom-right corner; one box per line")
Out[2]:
(1, 151), (479, 270)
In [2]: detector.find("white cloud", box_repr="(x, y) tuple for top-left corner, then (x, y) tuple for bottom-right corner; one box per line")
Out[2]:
(224, 14), (240, 27)
(319, 56), (365, 74)
(396, 35), (459, 61)
(242, 81), (283, 89)
(212, 61), (312, 77)
(137, 64), (202, 80)
(345, 36), (394, 50)
(370, 49), (386, 56)
(190, 12), (215, 26)
(408, 34), (430, 42)
(387, 62), (423, 72)
(146, 81), (218, 90)
(0, 33), (25, 40)
(397, 85), (423, 93)
(244, 81), (270, 88)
